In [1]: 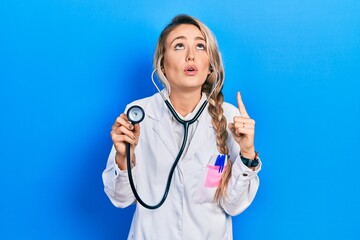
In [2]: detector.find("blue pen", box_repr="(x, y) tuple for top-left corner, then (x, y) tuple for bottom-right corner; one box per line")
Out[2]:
(220, 155), (225, 173)
(215, 154), (226, 173)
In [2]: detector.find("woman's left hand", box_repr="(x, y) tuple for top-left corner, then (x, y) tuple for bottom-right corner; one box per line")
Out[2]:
(228, 92), (256, 159)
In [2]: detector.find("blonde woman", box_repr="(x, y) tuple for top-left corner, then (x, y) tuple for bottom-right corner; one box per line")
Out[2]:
(103, 14), (261, 240)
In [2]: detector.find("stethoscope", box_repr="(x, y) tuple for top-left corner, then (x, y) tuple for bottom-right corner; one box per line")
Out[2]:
(125, 69), (219, 209)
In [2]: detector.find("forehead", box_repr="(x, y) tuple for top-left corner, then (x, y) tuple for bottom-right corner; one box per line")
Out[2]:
(166, 24), (205, 44)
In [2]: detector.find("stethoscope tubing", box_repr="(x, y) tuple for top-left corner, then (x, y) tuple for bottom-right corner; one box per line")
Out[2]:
(125, 68), (217, 209)
(126, 100), (208, 209)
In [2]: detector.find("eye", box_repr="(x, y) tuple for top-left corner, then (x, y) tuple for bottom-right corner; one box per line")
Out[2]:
(174, 43), (185, 50)
(196, 43), (206, 50)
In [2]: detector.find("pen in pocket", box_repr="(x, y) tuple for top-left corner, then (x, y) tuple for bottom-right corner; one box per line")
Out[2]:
(214, 154), (227, 173)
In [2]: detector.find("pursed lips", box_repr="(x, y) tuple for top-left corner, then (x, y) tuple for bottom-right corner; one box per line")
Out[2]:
(184, 65), (198, 76)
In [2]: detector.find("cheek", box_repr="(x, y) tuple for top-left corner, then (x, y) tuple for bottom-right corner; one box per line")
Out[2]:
(163, 63), (179, 78)
(163, 54), (179, 72)
(199, 53), (210, 66)
(200, 58), (211, 74)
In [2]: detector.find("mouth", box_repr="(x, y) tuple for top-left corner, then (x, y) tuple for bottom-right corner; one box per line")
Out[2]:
(184, 65), (198, 76)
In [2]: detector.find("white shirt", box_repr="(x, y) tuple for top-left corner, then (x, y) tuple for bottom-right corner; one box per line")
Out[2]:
(102, 92), (261, 240)
(170, 93), (206, 150)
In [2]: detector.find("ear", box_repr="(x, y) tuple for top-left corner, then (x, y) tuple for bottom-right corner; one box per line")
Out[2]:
(208, 67), (213, 75)
(160, 57), (165, 74)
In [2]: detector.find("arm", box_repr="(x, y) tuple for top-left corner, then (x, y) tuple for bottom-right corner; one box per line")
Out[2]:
(220, 92), (262, 215)
(102, 110), (141, 208)
(102, 146), (137, 208)
(219, 152), (261, 216)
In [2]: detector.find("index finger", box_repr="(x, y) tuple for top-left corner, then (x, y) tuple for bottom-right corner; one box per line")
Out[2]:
(113, 113), (132, 129)
(237, 91), (250, 118)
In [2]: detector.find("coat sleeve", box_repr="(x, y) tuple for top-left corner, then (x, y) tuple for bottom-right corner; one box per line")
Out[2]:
(219, 103), (262, 216)
(102, 145), (137, 208)
(219, 155), (261, 216)
(102, 98), (151, 208)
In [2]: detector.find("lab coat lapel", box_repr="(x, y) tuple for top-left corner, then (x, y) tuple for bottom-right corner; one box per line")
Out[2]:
(185, 109), (215, 161)
(147, 93), (178, 159)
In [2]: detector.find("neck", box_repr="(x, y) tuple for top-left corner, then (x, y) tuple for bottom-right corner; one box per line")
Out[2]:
(169, 90), (202, 117)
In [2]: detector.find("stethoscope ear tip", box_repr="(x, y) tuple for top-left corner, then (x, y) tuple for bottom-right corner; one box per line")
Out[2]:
(127, 105), (145, 124)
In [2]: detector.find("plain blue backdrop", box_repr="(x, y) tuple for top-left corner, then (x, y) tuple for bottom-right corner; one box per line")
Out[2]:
(1, 0), (359, 239)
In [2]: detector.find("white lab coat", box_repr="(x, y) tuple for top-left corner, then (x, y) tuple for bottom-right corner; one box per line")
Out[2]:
(102, 92), (261, 240)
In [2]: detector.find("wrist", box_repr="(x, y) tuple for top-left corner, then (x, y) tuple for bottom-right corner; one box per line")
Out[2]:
(240, 148), (255, 159)
(115, 152), (127, 170)
(240, 151), (259, 168)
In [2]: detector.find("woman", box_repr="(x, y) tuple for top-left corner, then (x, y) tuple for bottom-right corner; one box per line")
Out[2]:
(103, 14), (261, 240)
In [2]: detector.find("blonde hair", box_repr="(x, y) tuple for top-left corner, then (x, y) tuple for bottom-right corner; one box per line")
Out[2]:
(153, 14), (232, 202)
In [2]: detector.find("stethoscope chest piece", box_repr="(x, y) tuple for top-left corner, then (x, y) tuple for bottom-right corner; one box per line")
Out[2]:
(127, 105), (145, 124)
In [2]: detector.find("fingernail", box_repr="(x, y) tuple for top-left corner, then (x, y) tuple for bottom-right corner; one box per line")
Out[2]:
(129, 124), (134, 130)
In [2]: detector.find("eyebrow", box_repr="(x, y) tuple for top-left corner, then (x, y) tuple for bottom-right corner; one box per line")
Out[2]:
(169, 36), (206, 46)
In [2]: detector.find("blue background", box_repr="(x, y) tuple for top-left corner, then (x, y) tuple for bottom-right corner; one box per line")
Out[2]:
(1, 0), (359, 239)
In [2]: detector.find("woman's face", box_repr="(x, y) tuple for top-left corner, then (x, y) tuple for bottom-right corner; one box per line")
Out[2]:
(163, 24), (210, 94)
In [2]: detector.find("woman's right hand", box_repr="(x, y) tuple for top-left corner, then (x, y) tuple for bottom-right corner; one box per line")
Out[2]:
(110, 113), (141, 170)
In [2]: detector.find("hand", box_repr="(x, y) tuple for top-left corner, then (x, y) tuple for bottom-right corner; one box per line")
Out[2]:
(110, 113), (140, 169)
(228, 92), (256, 159)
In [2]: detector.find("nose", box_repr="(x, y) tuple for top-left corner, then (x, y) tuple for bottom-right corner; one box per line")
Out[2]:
(186, 49), (195, 61)
(186, 56), (195, 61)
(187, 56), (195, 61)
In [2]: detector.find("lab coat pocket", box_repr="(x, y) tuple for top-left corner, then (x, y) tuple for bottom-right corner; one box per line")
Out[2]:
(195, 165), (225, 203)
(205, 165), (223, 187)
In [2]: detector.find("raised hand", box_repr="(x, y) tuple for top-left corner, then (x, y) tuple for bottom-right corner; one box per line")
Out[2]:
(228, 92), (256, 159)
(110, 113), (140, 169)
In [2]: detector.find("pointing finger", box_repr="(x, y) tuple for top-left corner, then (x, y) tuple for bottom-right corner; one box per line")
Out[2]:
(237, 91), (250, 118)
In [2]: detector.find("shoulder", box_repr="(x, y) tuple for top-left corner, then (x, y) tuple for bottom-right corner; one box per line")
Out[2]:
(125, 92), (162, 111)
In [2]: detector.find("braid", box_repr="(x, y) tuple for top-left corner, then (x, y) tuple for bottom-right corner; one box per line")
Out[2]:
(202, 76), (233, 203)
(208, 93), (228, 154)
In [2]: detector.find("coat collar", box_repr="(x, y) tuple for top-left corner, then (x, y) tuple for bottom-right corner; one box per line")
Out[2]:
(146, 91), (214, 160)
